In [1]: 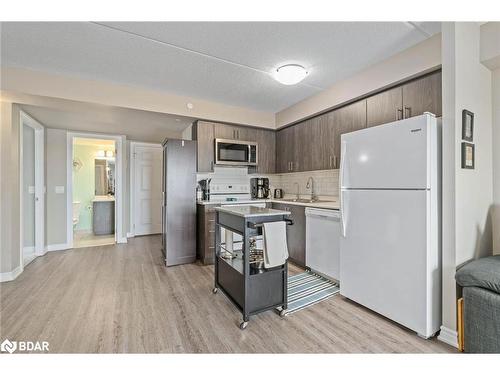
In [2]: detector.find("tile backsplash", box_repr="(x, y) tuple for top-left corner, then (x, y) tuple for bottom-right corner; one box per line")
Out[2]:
(197, 166), (339, 197)
(272, 169), (339, 197)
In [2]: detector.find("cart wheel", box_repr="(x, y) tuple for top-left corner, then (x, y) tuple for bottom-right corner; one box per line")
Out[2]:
(279, 309), (287, 318)
(212, 287), (218, 294)
(239, 321), (248, 330)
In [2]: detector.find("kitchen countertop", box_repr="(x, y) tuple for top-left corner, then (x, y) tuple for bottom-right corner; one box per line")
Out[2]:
(93, 195), (115, 202)
(215, 205), (291, 218)
(198, 197), (339, 210)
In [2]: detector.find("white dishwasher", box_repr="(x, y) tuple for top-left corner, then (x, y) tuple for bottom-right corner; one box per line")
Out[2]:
(305, 207), (341, 281)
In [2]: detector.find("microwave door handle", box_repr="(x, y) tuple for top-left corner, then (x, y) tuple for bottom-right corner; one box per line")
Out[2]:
(248, 144), (251, 163)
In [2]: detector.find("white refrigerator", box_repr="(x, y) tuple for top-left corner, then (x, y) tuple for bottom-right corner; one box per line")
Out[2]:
(339, 113), (441, 338)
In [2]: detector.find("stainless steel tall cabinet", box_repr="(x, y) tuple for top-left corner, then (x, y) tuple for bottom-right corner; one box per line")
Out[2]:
(161, 139), (197, 266)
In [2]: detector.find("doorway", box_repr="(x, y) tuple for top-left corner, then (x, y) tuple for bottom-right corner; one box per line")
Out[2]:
(67, 133), (124, 249)
(20, 112), (45, 267)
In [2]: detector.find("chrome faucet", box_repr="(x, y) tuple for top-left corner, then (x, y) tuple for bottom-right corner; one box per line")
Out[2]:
(306, 177), (317, 202)
(294, 182), (300, 201)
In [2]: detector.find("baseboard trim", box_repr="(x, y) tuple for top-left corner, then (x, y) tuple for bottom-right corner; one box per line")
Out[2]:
(45, 243), (70, 252)
(117, 237), (128, 244)
(23, 253), (37, 267)
(0, 265), (23, 282)
(127, 232), (135, 238)
(438, 326), (458, 348)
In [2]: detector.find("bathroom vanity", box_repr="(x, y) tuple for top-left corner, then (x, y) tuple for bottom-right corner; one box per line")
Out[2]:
(92, 196), (115, 235)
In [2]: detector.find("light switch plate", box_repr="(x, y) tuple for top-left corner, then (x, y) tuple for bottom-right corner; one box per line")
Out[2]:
(55, 186), (65, 194)
(28, 186), (35, 194)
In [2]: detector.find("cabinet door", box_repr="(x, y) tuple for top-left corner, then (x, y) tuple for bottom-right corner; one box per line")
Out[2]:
(287, 205), (306, 266)
(275, 129), (286, 173)
(235, 126), (257, 142)
(333, 100), (367, 166)
(312, 113), (332, 171)
(276, 126), (296, 173)
(193, 121), (215, 172)
(214, 123), (236, 140)
(272, 203), (305, 266)
(254, 129), (276, 174)
(366, 86), (403, 127)
(402, 71), (442, 118)
(294, 120), (312, 172)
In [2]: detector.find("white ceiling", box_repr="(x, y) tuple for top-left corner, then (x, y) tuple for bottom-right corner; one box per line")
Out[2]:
(1, 22), (440, 113)
(20, 101), (195, 143)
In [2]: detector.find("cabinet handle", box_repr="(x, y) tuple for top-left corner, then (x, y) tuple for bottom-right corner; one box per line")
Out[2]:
(333, 155), (337, 169)
(404, 106), (411, 119)
(396, 108), (403, 120)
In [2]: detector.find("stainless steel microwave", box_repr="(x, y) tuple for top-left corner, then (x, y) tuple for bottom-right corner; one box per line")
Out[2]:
(215, 138), (258, 166)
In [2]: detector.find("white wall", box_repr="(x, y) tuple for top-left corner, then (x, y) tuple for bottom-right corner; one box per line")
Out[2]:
(492, 68), (500, 255)
(45, 128), (68, 246)
(0, 101), (21, 274)
(2, 66), (275, 129)
(441, 22), (494, 341)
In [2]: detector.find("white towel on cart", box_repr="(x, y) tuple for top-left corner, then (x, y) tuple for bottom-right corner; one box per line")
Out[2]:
(263, 221), (289, 268)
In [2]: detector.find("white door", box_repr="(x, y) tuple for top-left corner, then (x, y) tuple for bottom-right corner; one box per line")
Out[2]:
(21, 113), (44, 266)
(339, 189), (434, 336)
(22, 124), (36, 265)
(133, 145), (162, 236)
(341, 114), (434, 189)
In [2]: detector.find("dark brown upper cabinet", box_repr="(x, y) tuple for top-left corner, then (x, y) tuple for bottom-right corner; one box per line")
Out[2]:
(332, 100), (367, 164)
(249, 128), (276, 174)
(213, 123), (235, 140)
(193, 121), (275, 173)
(367, 86), (403, 127)
(276, 125), (299, 173)
(367, 70), (442, 127)
(402, 71), (442, 118)
(192, 121), (215, 173)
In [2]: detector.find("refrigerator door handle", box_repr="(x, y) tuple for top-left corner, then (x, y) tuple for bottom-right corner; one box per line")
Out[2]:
(340, 140), (346, 189)
(340, 141), (347, 237)
(340, 190), (346, 237)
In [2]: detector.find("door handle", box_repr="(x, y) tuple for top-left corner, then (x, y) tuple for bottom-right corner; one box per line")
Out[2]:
(340, 190), (347, 237)
(404, 106), (411, 119)
(396, 108), (403, 120)
(340, 141), (347, 237)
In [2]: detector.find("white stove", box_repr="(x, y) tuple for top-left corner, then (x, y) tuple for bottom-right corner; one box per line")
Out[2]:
(208, 182), (251, 203)
(207, 182), (265, 251)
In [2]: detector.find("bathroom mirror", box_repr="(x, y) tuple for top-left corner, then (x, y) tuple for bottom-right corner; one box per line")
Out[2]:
(95, 159), (115, 196)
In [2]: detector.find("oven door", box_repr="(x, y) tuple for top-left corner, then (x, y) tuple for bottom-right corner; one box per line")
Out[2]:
(215, 139), (257, 166)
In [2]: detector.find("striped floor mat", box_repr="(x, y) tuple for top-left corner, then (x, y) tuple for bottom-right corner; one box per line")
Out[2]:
(281, 271), (339, 315)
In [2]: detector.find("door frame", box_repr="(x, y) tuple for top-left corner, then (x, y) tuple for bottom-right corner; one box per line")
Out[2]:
(19, 111), (45, 269)
(129, 141), (162, 238)
(67, 132), (126, 248)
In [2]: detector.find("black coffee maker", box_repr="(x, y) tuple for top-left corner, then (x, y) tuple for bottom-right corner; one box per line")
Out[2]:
(250, 177), (269, 199)
(198, 178), (211, 201)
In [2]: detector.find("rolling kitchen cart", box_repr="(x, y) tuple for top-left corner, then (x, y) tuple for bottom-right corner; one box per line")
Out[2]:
(213, 206), (292, 329)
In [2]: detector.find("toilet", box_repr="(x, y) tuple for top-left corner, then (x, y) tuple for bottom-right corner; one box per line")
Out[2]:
(72, 201), (81, 227)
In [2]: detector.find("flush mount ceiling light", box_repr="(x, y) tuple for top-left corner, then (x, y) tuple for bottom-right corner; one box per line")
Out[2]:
(274, 64), (308, 85)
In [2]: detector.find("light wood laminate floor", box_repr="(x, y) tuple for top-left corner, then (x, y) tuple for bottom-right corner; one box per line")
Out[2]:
(0, 235), (455, 353)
